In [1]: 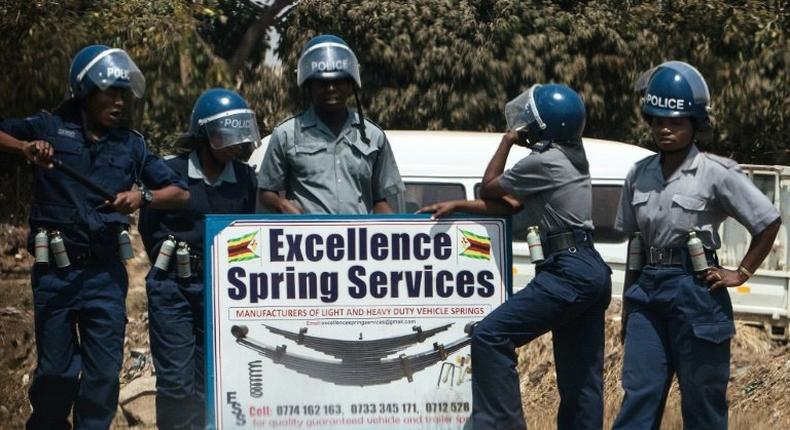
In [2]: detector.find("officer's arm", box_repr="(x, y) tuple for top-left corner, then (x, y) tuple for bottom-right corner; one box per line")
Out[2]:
(480, 131), (521, 199)
(418, 196), (522, 219)
(372, 200), (394, 214)
(258, 189), (301, 214)
(0, 130), (54, 168)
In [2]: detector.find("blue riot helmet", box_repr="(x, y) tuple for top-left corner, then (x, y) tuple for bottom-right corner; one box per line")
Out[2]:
(505, 83), (586, 144)
(69, 45), (146, 99)
(634, 61), (711, 126)
(297, 35), (361, 88)
(189, 88), (261, 150)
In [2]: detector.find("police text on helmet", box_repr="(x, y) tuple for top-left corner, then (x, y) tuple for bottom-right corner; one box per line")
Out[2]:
(646, 94), (686, 110)
(106, 67), (130, 80)
(311, 59), (348, 73)
(221, 118), (254, 129)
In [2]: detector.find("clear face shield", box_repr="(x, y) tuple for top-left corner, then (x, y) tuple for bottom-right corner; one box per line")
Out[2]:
(505, 84), (546, 143)
(199, 109), (262, 151)
(297, 42), (361, 87)
(77, 48), (146, 98)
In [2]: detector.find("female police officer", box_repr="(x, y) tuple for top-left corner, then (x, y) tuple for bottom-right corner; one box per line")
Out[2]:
(420, 84), (611, 430)
(0, 45), (189, 429)
(613, 61), (781, 429)
(138, 88), (260, 430)
(257, 34), (404, 214)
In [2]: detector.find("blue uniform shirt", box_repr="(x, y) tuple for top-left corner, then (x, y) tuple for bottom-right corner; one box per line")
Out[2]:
(0, 111), (185, 256)
(138, 151), (257, 260)
(615, 144), (779, 249)
(257, 107), (405, 214)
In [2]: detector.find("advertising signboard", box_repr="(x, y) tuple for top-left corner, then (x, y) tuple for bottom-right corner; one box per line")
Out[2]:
(205, 215), (511, 429)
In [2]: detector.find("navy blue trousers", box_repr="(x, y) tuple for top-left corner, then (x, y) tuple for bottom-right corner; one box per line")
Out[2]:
(27, 261), (128, 430)
(614, 265), (734, 430)
(469, 236), (612, 430)
(146, 270), (205, 430)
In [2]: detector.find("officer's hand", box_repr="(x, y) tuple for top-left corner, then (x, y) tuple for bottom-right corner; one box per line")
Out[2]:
(23, 140), (54, 168)
(417, 201), (458, 219)
(503, 130), (533, 148)
(700, 267), (746, 292)
(109, 190), (142, 214)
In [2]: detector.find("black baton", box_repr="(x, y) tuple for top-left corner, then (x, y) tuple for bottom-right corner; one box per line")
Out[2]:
(51, 157), (116, 201)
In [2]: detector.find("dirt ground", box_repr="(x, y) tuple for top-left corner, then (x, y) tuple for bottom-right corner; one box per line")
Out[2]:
(1, 223), (789, 429)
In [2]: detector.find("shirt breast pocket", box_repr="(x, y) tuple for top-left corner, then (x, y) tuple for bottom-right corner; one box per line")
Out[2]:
(631, 190), (650, 220)
(95, 153), (133, 191)
(671, 194), (709, 230)
(347, 140), (379, 178)
(292, 141), (327, 177)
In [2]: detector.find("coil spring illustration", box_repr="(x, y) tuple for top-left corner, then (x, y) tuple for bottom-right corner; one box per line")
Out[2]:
(248, 360), (263, 398)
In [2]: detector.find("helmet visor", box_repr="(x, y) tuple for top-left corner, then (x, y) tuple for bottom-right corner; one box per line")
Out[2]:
(77, 49), (145, 98)
(297, 42), (361, 87)
(505, 85), (546, 132)
(199, 109), (261, 150)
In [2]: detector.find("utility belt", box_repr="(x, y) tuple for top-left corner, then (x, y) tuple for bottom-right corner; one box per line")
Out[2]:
(153, 236), (201, 279)
(526, 227), (594, 264)
(645, 246), (717, 267)
(33, 228), (132, 268)
(628, 231), (717, 273)
(545, 230), (594, 255)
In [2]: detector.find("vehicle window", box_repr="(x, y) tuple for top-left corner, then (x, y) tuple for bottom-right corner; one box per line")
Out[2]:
(402, 182), (466, 213)
(752, 173), (776, 204)
(473, 183), (627, 243)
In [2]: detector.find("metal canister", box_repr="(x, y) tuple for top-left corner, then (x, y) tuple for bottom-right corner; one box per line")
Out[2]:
(118, 229), (134, 261)
(154, 236), (176, 271)
(627, 232), (644, 271)
(526, 226), (544, 264)
(176, 242), (192, 279)
(687, 231), (708, 272)
(49, 231), (70, 268)
(34, 228), (49, 264)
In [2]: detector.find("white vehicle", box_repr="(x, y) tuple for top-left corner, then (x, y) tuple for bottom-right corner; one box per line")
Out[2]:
(249, 131), (790, 340)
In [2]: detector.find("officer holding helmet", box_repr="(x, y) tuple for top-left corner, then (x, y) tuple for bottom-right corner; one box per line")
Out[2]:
(138, 88), (261, 429)
(257, 34), (404, 214)
(421, 84), (611, 430)
(613, 61), (781, 429)
(0, 45), (189, 429)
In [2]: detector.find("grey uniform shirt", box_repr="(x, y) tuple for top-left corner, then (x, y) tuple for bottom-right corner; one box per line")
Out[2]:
(257, 107), (405, 214)
(499, 143), (594, 234)
(615, 144), (779, 249)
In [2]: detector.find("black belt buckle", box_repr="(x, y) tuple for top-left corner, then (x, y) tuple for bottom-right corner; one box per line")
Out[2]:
(647, 247), (681, 265)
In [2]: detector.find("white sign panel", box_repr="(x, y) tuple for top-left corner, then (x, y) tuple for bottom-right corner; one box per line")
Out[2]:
(205, 215), (512, 429)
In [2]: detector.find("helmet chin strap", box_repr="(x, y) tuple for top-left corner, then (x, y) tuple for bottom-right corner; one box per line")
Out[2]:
(352, 86), (369, 144)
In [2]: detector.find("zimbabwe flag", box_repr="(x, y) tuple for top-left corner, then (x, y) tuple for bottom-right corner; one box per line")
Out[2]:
(228, 231), (259, 263)
(459, 229), (491, 260)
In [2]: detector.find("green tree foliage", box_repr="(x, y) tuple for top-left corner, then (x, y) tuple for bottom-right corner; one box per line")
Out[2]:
(0, 0), (787, 223)
(285, 0), (788, 162)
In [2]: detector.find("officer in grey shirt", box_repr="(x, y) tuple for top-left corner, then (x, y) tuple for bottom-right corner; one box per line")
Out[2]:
(613, 61), (781, 430)
(421, 84), (611, 430)
(257, 34), (404, 214)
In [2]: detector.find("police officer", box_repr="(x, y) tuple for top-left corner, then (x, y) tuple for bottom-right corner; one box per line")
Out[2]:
(420, 84), (612, 430)
(138, 88), (261, 429)
(257, 34), (404, 214)
(613, 61), (781, 429)
(0, 45), (189, 429)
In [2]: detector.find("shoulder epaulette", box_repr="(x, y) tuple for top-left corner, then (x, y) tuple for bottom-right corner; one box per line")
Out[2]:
(361, 117), (385, 133)
(702, 152), (738, 169)
(274, 112), (303, 128)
